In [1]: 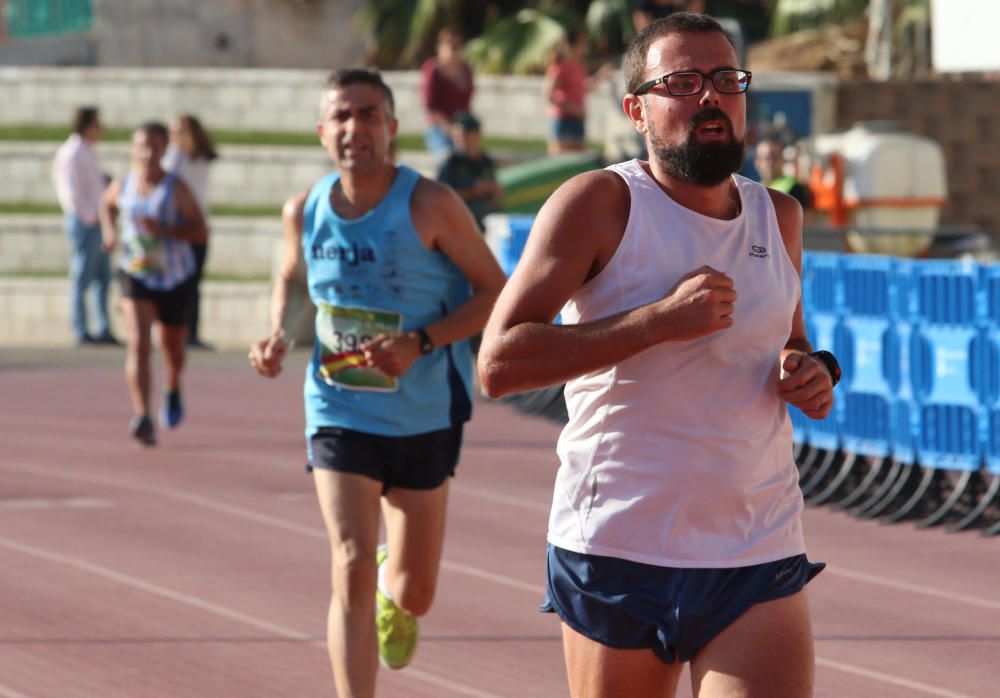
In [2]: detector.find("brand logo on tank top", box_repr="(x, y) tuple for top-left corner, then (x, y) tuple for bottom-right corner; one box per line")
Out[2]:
(311, 242), (376, 266)
(749, 244), (769, 259)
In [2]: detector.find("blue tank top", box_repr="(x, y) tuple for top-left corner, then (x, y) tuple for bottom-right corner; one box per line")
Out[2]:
(117, 173), (195, 291)
(302, 165), (473, 437)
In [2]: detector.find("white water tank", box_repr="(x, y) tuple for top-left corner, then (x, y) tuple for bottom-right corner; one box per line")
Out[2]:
(808, 121), (947, 256)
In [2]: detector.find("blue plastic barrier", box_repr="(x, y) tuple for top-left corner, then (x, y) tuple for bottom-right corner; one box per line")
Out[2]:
(980, 265), (1000, 474)
(888, 259), (918, 465)
(801, 252), (843, 451)
(496, 215), (535, 277)
(838, 255), (894, 458)
(910, 260), (983, 472)
(787, 254), (813, 445)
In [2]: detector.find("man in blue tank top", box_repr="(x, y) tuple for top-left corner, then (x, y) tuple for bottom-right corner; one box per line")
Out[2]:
(248, 69), (504, 697)
(479, 13), (837, 698)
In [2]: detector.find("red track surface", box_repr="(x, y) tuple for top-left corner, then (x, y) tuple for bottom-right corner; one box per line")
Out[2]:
(0, 348), (997, 697)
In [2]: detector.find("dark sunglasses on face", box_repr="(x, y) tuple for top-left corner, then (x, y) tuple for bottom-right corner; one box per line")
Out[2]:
(632, 69), (752, 97)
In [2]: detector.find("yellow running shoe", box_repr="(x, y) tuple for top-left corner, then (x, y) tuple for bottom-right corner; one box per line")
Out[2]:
(375, 545), (418, 669)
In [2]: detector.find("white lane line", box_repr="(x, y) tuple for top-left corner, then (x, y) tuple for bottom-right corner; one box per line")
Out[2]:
(815, 657), (976, 698)
(0, 462), (546, 595)
(0, 498), (110, 511)
(450, 483), (550, 514)
(8, 460), (1000, 611)
(825, 566), (1000, 614)
(0, 535), (311, 640)
(440, 559), (542, 595)
(401, 669), (502, 698)
(1, 463), (994, 697)
(0, 535), (500, 698)
(0, 682), (33, 698)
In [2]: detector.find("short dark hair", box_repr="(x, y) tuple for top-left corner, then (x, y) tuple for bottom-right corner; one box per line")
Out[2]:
(623, 12), (738, 95)
(138, 121), (169, 144)
(72, 106), (99, 135)
(322, 68), (395, 118)
(452, 112), (481, 132)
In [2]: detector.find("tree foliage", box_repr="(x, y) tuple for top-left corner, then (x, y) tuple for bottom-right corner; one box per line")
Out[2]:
(769, 0), (869, 37)
(357, 0), (633, 73)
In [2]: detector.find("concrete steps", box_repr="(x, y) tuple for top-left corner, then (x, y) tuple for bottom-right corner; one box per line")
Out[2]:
(2, 142), (439, 208)
(1, 214), (280, 279)
(0, 275), (276, 349)
(0, 212), (290, 350)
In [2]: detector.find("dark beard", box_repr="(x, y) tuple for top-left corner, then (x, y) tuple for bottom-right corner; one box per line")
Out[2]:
(651, 107), (745, 186)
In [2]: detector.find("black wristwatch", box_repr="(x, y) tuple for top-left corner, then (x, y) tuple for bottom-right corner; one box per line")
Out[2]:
(809, 350), (841, 387)
(416, 327), (435, 355)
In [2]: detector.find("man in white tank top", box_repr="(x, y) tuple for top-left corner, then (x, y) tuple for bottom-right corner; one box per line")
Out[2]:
(479, 12), (837, 698)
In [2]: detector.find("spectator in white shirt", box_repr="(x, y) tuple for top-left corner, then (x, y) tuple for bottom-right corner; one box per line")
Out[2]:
(163, 114), (218, 349)
(52, 106), (118, 345)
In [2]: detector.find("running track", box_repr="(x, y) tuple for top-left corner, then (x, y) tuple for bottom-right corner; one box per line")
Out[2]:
(0, 348), (997, 697)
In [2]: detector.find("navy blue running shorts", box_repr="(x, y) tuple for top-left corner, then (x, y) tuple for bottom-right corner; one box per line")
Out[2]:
(117, 270), (196, 327)
(307, 425), (462, 494)
(541, 544), (825, 664)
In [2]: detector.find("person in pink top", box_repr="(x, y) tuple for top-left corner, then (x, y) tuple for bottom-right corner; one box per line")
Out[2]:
(544, 29), (613, 155)
(420, 27), (475, 162)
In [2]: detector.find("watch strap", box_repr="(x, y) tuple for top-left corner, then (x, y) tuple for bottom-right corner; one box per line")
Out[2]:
(416, 327), (435, 355)
(809, 350), (841, 387)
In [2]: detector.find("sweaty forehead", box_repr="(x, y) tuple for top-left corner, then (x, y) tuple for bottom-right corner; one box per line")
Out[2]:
(644, 32), (739, 77)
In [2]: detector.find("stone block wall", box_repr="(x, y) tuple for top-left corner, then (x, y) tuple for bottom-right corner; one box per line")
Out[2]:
(91, 0), (367, 69)
(836, 78), (1000, 239)
(0, 277), (272, 348)
(2, 140), (435, 208)
(0, 66), (837, 161)
(0, 215), (280, 279)
(0, 66), (612, 143)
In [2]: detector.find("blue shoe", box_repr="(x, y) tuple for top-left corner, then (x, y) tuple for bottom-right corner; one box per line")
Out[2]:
(129, 415), (157, 446)
(160, 389), (183, 429)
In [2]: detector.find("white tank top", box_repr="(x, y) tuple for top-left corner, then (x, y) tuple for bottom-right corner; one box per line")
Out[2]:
(548, 159), (806, 568)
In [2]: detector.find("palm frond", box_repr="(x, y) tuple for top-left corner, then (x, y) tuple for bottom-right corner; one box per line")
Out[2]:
(465, 9), (567, 74)
(770, 0), (868, 37)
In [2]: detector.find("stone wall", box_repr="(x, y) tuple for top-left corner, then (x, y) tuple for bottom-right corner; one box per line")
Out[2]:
(1, 141), (435, 208)
(0, 66), (614, 143)
(836, 78), (1000, 238)
(0, 277), (272, 348)
(0, 66), (837, 155)
(0, 215), (280, 279)
(91, 0), (367, 69)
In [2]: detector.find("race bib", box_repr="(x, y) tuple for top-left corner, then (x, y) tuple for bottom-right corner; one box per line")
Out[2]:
(315, 304), (402, 392)
(124, 235), (165, 276)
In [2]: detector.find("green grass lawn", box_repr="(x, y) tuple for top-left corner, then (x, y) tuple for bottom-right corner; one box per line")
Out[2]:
(0, 124), (549, 154)
(0, 201), (281, 217)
